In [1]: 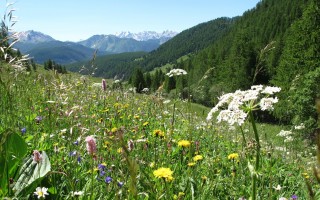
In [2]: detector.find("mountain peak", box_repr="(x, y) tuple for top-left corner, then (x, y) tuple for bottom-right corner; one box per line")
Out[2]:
(114, 30), (178, 41)
(17, 30), (55, 43)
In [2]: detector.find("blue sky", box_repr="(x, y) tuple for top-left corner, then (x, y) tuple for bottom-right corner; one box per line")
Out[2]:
(2, 0), (260, 41)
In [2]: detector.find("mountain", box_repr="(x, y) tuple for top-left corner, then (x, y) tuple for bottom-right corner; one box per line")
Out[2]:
(77, 31), (178, 53)
(14, 30), (56, 52)
(77, 35), (161, 53)
(67, 18), (233, 78)
(24, 41), (106, 65)
(14, 30), (176, 64)
(114, 30), (177, 44)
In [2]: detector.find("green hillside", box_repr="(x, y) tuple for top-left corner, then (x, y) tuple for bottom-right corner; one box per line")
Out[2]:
(66, 51), (147, 79)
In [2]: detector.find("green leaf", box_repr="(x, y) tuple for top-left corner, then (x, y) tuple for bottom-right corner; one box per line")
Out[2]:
(13, 151), (51, 197)
(0, 130), (28, 196)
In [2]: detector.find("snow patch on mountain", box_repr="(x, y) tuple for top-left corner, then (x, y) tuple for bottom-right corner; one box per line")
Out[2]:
(114, 30), (178, 41)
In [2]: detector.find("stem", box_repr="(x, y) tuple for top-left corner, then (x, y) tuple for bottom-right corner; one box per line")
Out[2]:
(239, 126), (247, 150)
(249, 111), (260, 200)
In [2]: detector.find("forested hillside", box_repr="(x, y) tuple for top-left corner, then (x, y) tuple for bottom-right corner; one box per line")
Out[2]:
(130, 0), (320, 133)
(67, 52), (146, 79)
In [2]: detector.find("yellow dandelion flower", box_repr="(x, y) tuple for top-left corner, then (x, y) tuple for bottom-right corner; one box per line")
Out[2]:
(193, 155), (203, 162)
(153, 167), (174, 182)
(228, 153), (239, 160)
(153, 129), (165, 138)
(302, 172), (309, 179)
(111, 127), (118, 133)
(117, 148), (123, 153)
(178, 140), (191, 148)
(96, 118), (103, 123)
(143, 122), (149, 126)
(187, 162), (196, 167)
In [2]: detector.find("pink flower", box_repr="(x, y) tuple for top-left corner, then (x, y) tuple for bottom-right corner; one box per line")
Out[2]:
(102, 79), (107, 91)
(33, 150), (42, 163)
(85, 136), (97, 155)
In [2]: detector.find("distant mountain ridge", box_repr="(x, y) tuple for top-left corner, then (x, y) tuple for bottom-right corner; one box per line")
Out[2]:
(14, 30), (177, 64)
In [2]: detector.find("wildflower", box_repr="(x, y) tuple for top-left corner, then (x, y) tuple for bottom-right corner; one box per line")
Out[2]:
(35, 116), (43, 124)
(178, 140), (191, 148)
(187, 162), (196, 167)
(34, 187), (49, 199)
(277, 130), (292, 137)
(273, 184), (282, 191)
(111, 127), (118, 133)
(166, 68), (187, 77)
(98, 163), (107, 170)
(69, 151), (77, 157)
(77, 156), (81, 163)
(105, 176), (112, 184)
(143, 121), (149, 126)
(259, 97), (278, 111)
(149, 162), (155, 168)
(294, 123), (305, 130)
(72, 191), (84, 196)
(261, 86), (281, 95)
(85, 135), (97, 155)
(102, 79), (107, 91)
(228, 153), (239, 160)
(21, 127), (26, 135)
(153, 129), (165, 138)
(142, 88), (149, 93)
(206, 85), (281, 124)
(33, 150), (42, 163)
(153, 167), (174, 182)
(117, 181), (124, 188)
(73, 140), (79, 145)
(193, 155), (203, 162)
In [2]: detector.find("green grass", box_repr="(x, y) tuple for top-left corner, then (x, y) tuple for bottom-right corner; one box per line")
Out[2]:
(0, 64), (319, 199)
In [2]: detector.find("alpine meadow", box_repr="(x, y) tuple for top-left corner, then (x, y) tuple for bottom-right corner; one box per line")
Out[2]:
(1, 0), (320, 199)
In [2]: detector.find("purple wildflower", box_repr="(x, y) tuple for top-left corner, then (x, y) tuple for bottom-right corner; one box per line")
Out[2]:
(105, 176), (112, 184)
(69, 151), (77, 157)
(117, 181), (124, 188)
(291, 195), (298, 200)
(77, 156), (81, 163)
(35, 116), (43, 124)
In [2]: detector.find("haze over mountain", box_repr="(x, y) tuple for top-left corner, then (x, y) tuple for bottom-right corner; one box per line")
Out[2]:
(14, 30), (177, 64)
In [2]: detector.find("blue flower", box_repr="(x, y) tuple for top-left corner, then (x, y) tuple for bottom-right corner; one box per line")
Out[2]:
(77, 156), (81, 163)
(98, 163), (106, 170)
(117, 181), (124, 188)
(69, 151), (77, 157)
(105, 176), (112, 184)
(291, 195), (298, 200)
(99, 170), (106, 176)
(21, 127), (26, 135)
(73, 140), (79, 145)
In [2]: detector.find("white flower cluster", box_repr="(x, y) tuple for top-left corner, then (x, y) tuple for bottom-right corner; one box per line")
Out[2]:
(166, 68), (187, 77)
(207, 85), (281, 126)
(294, 123), (305, 130)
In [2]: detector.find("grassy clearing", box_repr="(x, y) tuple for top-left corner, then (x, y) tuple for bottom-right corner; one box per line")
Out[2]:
(0, 65), (319, 199)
